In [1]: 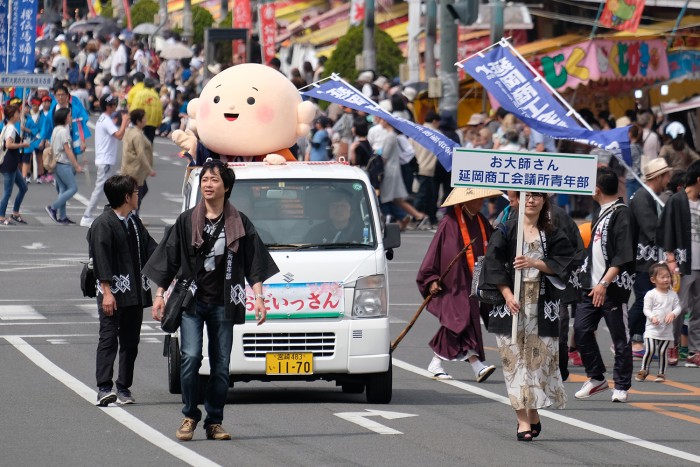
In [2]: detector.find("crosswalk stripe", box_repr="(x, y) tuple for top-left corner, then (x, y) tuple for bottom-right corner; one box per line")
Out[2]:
(0, 305), (46, 320)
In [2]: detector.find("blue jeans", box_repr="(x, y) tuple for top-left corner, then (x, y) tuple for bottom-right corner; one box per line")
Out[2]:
(52, 163), (77, 220)
(0, 169), (28, 218)
(180, 301), (233, 426)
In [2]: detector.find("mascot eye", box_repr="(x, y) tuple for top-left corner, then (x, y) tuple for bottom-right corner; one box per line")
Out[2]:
(247, 97), (255, 105)
(213, 96), (220, 103)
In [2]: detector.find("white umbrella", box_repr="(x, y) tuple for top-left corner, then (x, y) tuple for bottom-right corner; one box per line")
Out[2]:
(159, 42), (193, 60)
(133, 22), (159, 36)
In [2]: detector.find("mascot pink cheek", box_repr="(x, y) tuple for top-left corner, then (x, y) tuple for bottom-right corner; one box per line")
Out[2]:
(198, 102), (210, 121)
(255, 105), (275, 125)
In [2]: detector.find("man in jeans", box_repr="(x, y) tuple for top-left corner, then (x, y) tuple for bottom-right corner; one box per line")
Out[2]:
(81, 94), (128, 227)
(574, 167), (636, 403)
(89, 175), (157, 406)
(145, 159), (278, 441)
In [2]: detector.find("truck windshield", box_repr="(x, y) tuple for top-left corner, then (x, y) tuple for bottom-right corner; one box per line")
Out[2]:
(229, 179), (376, 249)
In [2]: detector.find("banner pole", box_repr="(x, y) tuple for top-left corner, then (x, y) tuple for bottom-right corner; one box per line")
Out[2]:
(511, 191), (526, 341)
(6, 0), (11, 75)
(454, 36), (512, 67)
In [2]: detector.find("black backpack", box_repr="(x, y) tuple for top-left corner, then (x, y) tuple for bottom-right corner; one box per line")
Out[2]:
(366, 154), (384, 190)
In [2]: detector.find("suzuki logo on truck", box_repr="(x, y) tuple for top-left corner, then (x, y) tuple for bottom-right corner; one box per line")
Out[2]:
(283, 272), (295, 283)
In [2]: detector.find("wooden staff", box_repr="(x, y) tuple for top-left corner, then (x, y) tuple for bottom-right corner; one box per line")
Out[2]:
(390, 237), (477, 352)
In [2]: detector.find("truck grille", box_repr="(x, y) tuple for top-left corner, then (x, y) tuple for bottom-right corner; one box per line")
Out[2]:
(242, 332), (336, 358)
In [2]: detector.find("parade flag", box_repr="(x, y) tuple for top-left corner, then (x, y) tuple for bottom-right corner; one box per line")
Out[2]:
(0, 0), (39, 73)
(350, 0), (365, 26)
(63, 0), (69, 20)
(87, 0), (96, 17)
(301, 76), (459, 171)
(459, 41), (632, 165)
(122, 0), (133, 30)
(232, 0), (251, 61)
(600, 0), (645, 33)
(258, 1), (276, 65)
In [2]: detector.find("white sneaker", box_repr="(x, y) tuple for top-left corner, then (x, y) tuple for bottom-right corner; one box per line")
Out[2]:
(80, 216), (94, 228)
(574, 378), (609, 399)
(612, 389), (628, 403)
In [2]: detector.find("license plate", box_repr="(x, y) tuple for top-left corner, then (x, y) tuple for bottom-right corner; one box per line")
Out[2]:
(265, 352), (313, 375)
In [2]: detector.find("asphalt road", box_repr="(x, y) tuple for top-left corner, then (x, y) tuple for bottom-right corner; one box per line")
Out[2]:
(1, 133), (700, 466)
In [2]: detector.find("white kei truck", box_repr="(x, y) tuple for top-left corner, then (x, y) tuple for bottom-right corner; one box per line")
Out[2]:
(164, 161), (401, 404)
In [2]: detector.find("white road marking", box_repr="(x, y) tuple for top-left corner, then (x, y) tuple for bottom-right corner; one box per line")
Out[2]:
(0, 305), (45, 320)
(392, 358), (700, 464)
(47, 338), (69, 344)
(73, 192), (90, 206)
(21, 242), (47, 250)
(141, 337), (161, 344)
(5, 336), (220, 467)
(0, 264), (73, 272)
(160, 218), (176, 225)
(334, 409), (418, 435)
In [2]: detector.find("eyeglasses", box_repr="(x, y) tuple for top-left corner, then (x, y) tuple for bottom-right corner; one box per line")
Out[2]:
(525, 193), (544, 200)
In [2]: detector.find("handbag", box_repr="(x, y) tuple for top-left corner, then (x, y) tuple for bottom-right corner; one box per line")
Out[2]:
(471, 256), (506, 306)
(80, 259), (97, 298)
(160, 219), (225, 333)
(42, 145), (56, 172)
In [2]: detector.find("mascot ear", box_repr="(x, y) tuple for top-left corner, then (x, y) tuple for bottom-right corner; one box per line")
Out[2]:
(187, 98), (199, 119)
(296, 100), (316, 137)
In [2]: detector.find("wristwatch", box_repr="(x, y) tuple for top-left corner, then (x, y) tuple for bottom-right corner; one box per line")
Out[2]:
(254, 293), (265, 300)
(599, 280), (610, 288)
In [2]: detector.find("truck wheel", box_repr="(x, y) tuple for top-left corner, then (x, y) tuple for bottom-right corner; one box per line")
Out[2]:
(365, 357), (392, 404)
(168, 336), (182, 394)
(341, 383), (365, 394)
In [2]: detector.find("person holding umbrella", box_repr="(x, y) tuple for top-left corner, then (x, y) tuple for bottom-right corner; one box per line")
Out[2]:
(416, 188), (501, 382)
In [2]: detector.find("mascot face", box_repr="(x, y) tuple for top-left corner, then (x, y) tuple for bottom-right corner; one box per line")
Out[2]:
(189, 63), (312, 156)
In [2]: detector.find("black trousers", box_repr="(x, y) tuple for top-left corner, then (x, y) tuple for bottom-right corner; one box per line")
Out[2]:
(574, 293), (633, 390)
(629, 271), (652, 343)
(143, 126), (156, 145)
(558, 302), (574, 380)
(96, 304), (143, 390)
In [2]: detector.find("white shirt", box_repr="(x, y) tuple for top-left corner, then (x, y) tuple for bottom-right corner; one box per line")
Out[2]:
(94, 113), (119, 165)
(643, 288), (681, 340)
(689, 198), (700, 270)
(367, 124), (389, 152)
(110, 44), (128, 77)
(642, 128), (661, 161)
(591, 200), (617, 285)
(133, 49), (148, 73)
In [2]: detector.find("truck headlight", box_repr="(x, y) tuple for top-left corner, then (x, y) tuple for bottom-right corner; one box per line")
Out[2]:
(352, 275), (387, 318)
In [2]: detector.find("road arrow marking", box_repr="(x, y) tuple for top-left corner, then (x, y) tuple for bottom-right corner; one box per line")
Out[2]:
(334, 409), (418, 435)
(22, 242), (47, 250)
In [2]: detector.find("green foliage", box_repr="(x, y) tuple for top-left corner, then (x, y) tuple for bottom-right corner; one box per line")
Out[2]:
(323, 24), (404, 82)
(131, 0), (159, 27)
(219, 11), (232, 28)
(98, 1), (113, 19)
(192, 5), (214, 45)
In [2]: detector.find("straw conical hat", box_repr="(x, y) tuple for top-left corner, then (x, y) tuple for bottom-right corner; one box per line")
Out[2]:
(441, 187), (504, 207)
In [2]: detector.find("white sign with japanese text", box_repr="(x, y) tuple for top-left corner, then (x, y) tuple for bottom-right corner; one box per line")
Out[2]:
(0, 73), (53, 88)
(451, 148), (598, 195)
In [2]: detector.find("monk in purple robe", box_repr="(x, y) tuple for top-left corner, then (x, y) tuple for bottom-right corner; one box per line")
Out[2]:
(416, 187), (502, 382)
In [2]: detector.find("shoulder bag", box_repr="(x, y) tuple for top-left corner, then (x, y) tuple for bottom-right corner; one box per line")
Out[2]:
(161, 219), (225, 333)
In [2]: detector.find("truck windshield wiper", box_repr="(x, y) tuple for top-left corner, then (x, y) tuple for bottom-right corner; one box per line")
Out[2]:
(305, 242), (371, 250)
(265, 243), (305, 249)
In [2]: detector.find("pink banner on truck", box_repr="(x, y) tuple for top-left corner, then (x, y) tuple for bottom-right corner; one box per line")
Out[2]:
(533, 38), (669, 92)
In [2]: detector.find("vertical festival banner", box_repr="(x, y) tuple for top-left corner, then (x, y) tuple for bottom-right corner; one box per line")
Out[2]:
(87, 0), (96, 18)
(122, 0), (133, 30)
(600, 0), (645, 32)
(258, 1), (276, 65)
(232, 0), (251, 61)
(349, 0), (365, 26)
(0, 0), (38, 73)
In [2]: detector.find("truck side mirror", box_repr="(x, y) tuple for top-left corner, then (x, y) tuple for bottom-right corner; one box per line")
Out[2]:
(383, 223), (401, 251)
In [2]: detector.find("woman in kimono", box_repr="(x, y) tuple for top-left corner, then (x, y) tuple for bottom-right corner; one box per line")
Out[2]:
(482, 192), (574, 441)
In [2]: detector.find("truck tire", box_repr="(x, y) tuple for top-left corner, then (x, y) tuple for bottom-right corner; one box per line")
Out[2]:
(365, 357), (392, 404)
(168, 336), (182, 394)
(341, 383), (365, 394)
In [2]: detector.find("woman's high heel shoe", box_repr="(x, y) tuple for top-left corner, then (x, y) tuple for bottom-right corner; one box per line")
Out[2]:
(517, 427), (533, 442)
(531, 421), (541, 438)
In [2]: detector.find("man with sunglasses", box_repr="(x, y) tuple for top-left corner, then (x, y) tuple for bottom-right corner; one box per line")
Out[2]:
(145, 159), (279, 441)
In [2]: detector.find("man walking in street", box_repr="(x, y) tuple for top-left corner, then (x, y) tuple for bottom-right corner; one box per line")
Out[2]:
(574, 167), (636, 403)
(145, 159), (278, 441)
(629, 159), (673, 360)
(658, 160), (700, 367)
(130, 78), (162, 145)
(89, 174), (158, 406)
(81, 95), (128, 227)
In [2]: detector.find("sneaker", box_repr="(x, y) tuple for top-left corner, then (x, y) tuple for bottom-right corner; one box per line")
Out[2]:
(635, 369), (648, 382)
(654, 374), (666, 383)
(97, 387), (117, 406)
(58, 217), (76, 225)
(575, 378), (609, 399)
(1, 218), (15, 226)
(568, 350), (583, 367)
(45, 205), (58, 223)
(176, 417), (198, 441)
(685, 353), (700, 368)
(476, 364), (497, 383)
(9, 214), (27, 224)
(612, 389), (628, 403)
(205, 424), (232, 440)
(668, 346), (679, 366)
(632, 349), (645, 359)
(80, 216), (94, 228)
(117, 389), (135, 405)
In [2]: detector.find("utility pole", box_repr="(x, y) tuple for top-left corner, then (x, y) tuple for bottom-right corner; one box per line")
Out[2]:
(158, 0), (168, 28)
(438, 0), (458, 118)
(363, 0), (376, 72)
(490, 0), (504, 45)
(425, 0), (437, 79)
(407, 0), (421, 83)
(182, 0), (193, 44)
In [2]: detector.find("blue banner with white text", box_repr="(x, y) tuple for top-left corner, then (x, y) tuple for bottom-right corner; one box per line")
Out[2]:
(0, 0), (39, 73)
(301, 77), (459, 171)
(459, 43), (632, 165)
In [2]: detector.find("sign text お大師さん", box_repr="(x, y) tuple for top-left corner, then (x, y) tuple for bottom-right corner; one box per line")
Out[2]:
(451, 148), (598, 195)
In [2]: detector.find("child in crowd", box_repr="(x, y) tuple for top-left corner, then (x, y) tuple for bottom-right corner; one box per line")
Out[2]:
(636, 263), (682, 383)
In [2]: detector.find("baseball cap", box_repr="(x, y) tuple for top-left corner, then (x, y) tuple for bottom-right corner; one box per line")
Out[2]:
(666, 121), (685, 139)
(100, 94), (118, 108)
